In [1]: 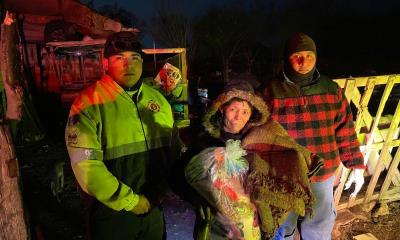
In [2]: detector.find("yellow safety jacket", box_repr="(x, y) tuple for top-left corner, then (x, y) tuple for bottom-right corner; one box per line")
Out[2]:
(65, 75), (175, 211)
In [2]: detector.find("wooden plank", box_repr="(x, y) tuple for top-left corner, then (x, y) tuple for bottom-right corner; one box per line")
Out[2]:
(360, 110), (374, 133)
(379, 125), (400, 198)
(366, 126), (400, 185)
(391, 139), (400, 147)
(354, 78), (376, 133)
(348, 83), (362, 110)
(362, 77), (394, 166)
(334, 165), (349, 206)
(336, 193), (379, 211)
(364, 101), (400, 203)
(353, 233), (379, 240)
(348, 80), (388, 146)
(46, 39), (106, 47)
(343, 79), (357, 102)
(372, 76), (394, 128)
(380, 152), (400, 186)
(362, 141), (400, 186)
(368, 139), (400, 150)
(181, 49), (188, 83)
(334, 75), (400, 88)
(142, 48), (186, 54)
(379, 186), (400, 202)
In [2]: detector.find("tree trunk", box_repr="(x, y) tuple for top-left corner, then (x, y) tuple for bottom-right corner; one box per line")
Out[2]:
(0, 13), (29, 240)
(0, 123), (28, 240)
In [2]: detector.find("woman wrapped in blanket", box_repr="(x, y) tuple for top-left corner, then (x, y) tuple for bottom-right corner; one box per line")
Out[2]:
(181, 80), (323, 239)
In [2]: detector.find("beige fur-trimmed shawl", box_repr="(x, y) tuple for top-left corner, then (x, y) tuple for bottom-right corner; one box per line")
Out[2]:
(242, 120), (323, 237)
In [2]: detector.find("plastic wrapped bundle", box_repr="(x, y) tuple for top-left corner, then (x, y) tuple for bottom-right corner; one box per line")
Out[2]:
(185, 139), (260, 240)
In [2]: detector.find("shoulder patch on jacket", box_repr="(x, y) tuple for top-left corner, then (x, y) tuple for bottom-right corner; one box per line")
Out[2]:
(147, 100), (161, 112)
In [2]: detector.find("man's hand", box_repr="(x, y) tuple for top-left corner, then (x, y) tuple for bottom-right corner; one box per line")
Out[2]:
(131, 195), (151, 215)
(344, 169), (365, 197)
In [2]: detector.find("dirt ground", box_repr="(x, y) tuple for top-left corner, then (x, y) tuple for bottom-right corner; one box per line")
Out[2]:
(333, 201), (400, 240)
(15, 133), (400, 240)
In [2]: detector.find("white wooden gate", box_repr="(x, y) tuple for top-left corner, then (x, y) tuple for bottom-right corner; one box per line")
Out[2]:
(333, 75), (400, 210)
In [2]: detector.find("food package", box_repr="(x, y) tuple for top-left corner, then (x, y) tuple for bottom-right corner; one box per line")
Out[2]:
(185, 139), (260, 240)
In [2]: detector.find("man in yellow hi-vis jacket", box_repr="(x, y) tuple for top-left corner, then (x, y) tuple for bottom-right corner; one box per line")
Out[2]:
(65, 31), (176, 240)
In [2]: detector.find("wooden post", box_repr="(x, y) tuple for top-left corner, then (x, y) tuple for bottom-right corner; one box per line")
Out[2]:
(0, 123), (28, 240)
(0, 12), (29, 240)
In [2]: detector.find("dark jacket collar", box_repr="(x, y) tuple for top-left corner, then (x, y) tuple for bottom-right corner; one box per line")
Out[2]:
(282, 68), (321, 88)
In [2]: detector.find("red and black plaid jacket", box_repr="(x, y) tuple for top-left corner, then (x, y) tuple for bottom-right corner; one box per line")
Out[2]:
(262, 71), (365, 182)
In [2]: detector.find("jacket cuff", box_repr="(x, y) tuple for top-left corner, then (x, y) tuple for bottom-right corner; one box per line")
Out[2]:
(349, 164), (367, 170)
(124, 193), (140, 211)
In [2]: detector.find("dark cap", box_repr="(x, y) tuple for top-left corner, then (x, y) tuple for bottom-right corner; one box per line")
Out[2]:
(103, 31), (143, 58)
(284, 33), (316, 59)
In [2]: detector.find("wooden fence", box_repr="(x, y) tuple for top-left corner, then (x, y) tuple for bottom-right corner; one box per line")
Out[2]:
(333, 75), (400, 211)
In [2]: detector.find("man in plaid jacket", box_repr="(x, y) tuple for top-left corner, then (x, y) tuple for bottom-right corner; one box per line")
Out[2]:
(261, 33), (366, 240)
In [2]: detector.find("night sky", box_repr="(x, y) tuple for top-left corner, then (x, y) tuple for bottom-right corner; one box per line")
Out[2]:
(79, 0), (400, 78)
(86, 0), (229, 20)
(86, 0), (400, 19)
(82, 0), (400, 47)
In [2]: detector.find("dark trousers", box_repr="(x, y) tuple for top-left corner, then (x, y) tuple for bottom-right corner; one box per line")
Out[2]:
(88, 203), (165, 240)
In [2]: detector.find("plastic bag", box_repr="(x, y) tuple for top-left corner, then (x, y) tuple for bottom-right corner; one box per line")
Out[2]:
(185, 139), (260, 240)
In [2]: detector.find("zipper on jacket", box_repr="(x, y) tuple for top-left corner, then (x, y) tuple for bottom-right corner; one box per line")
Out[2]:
(285, 80), (308, 109)
(299, 87), (308, 108)
(129, 91), (149, 150)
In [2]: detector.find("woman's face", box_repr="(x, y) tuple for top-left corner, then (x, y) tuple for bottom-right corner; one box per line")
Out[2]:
(222, 100), (252, 134)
